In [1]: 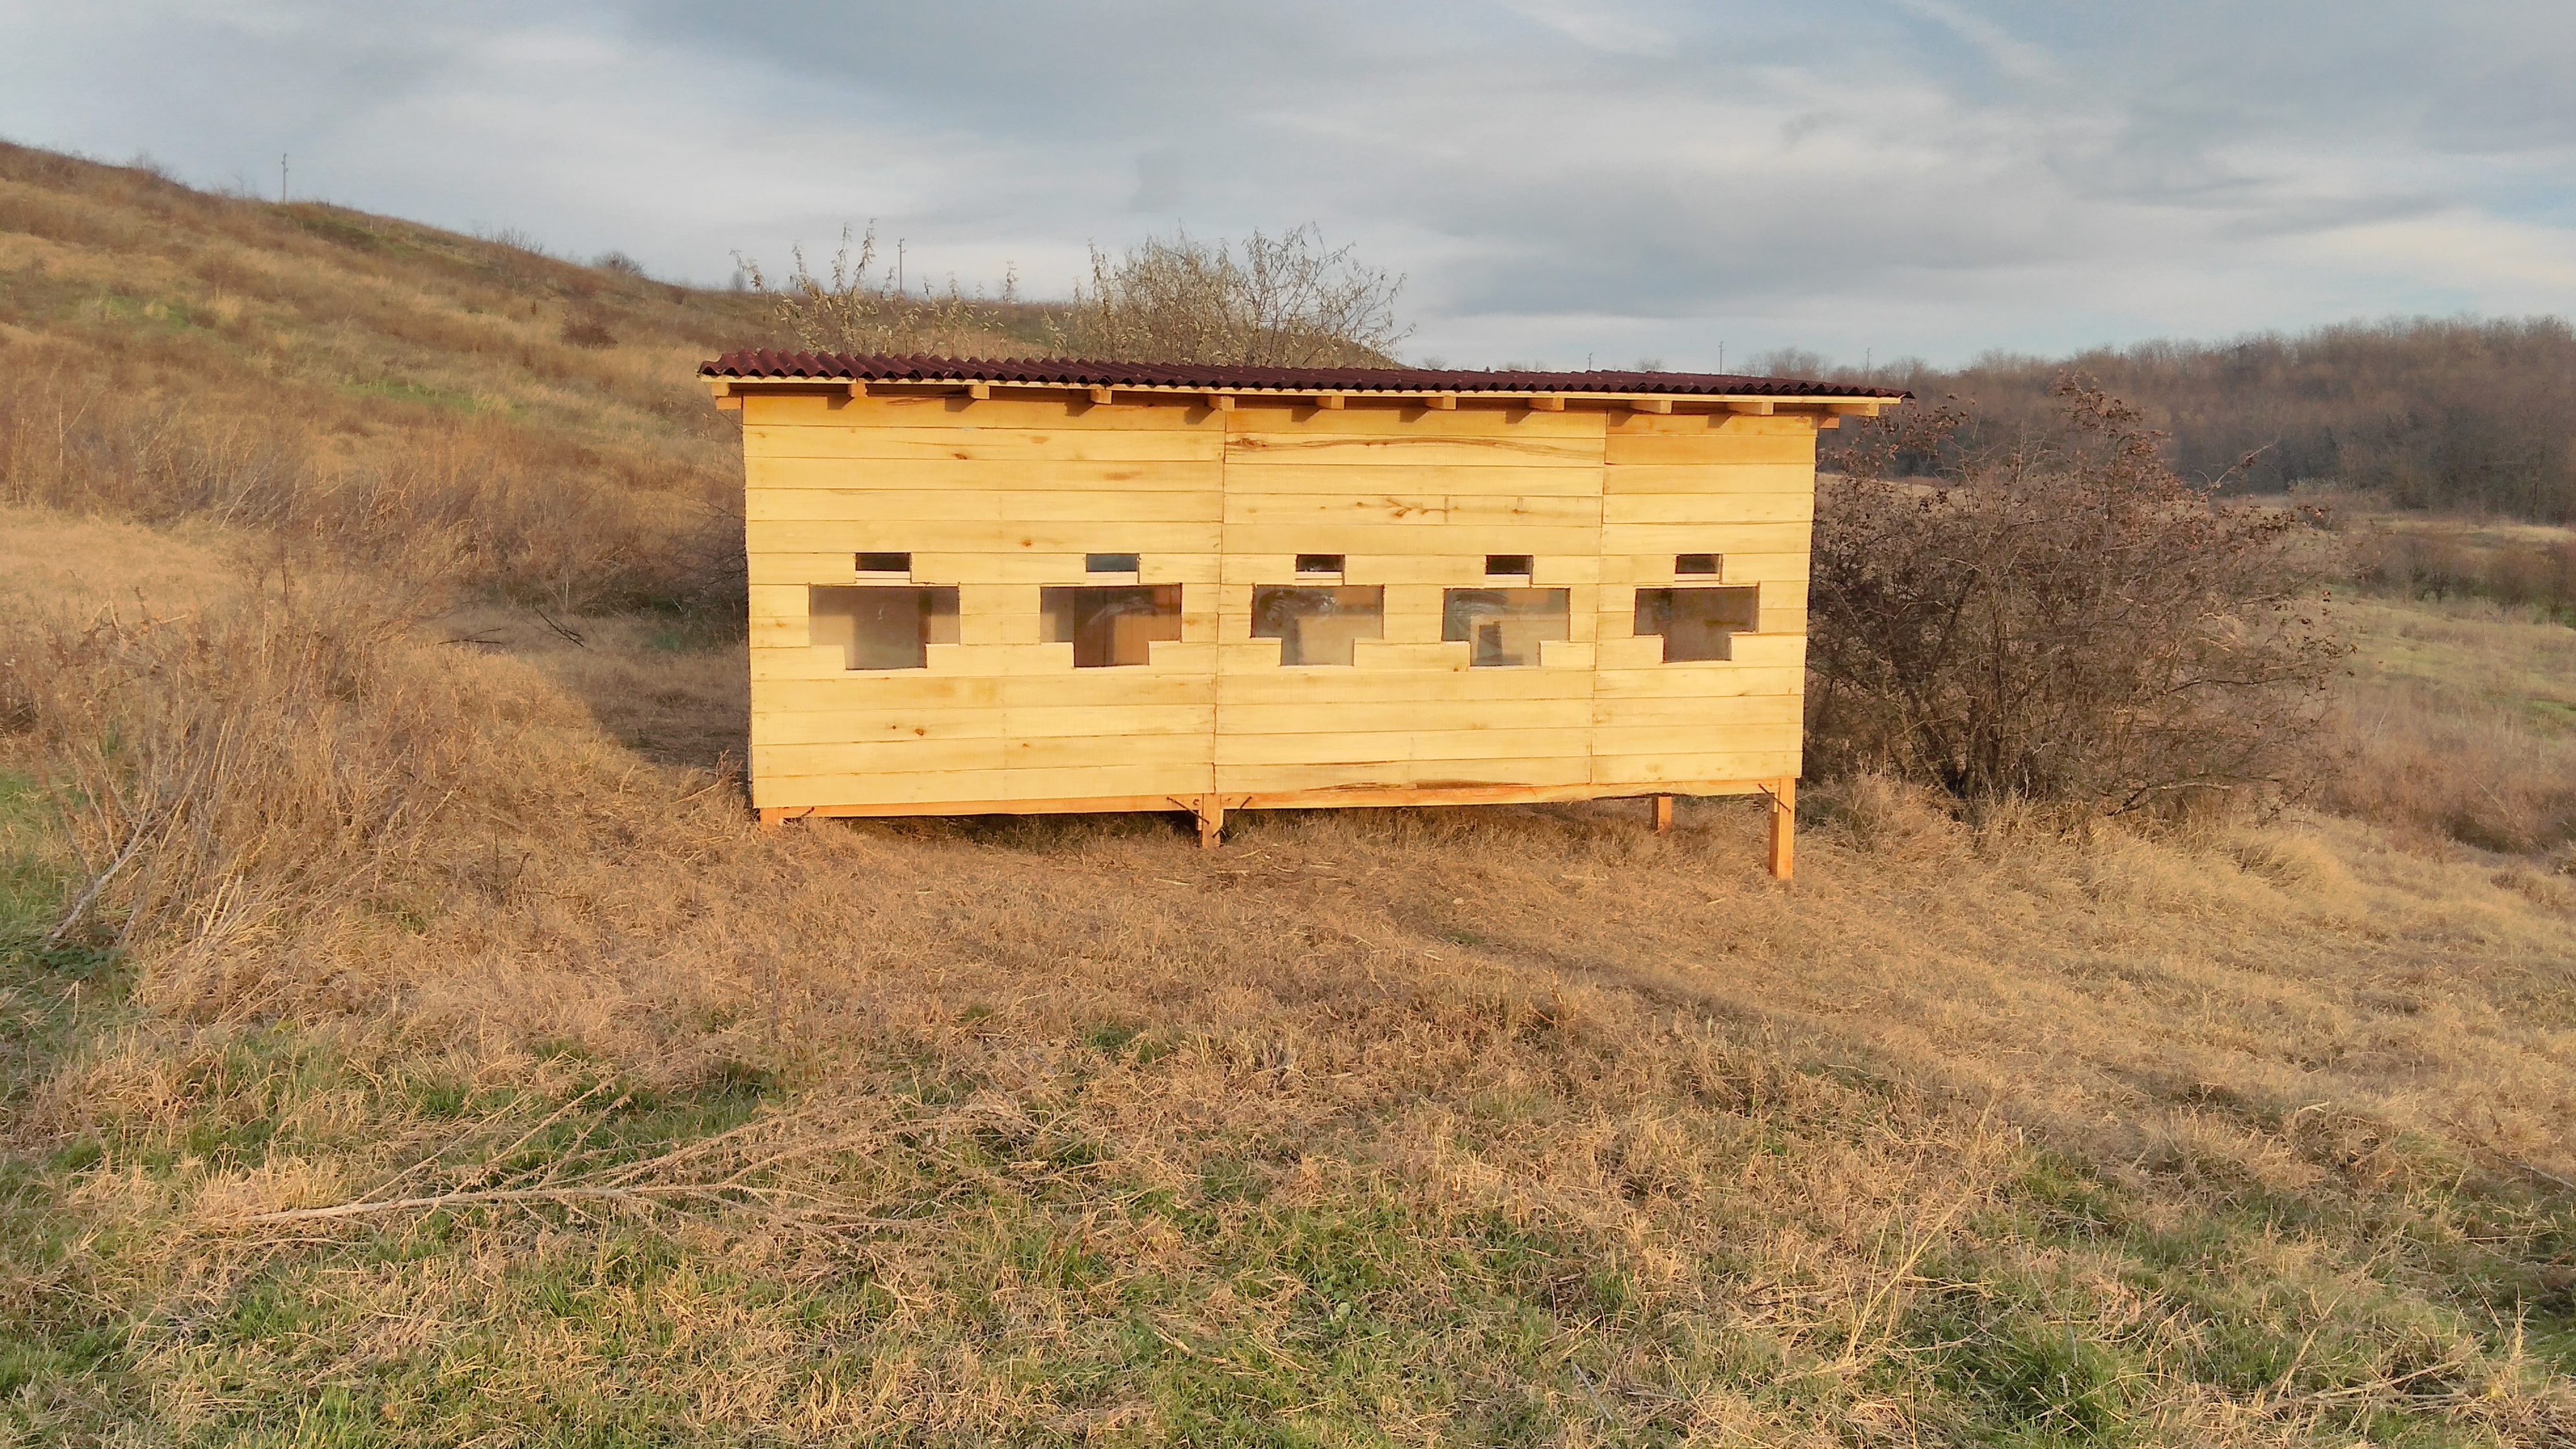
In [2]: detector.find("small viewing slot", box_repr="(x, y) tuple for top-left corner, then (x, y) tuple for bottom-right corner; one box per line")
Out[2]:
(855, 551), (912, 574)
(1085, 552), (1141, 574)
(809, 586), (959, 670)
(1041, 585), (1182, 667)
(1252, 586), (1384, 666)
(1634, 586), (1758, 662)
(1296, 553), (1345, 575)
(1443, 588), (1569, 668)
(1675, 553), (1721, 576)
(1485, 554), (1534, 577)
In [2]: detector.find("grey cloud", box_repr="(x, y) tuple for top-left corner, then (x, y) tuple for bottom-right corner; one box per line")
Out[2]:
(6, 0), (2576, 367)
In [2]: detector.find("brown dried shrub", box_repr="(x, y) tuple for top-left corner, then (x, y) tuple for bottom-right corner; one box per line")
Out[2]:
(1808, 380), (2346, 812)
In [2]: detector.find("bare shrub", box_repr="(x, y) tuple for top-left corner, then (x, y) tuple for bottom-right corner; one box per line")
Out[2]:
(558, 304), (616, 348)
(1049, 225), (1411, 367)
(736, 223), (1030, 357)
(2351, 526), (2576, 619)
(1807, 379), (2346, 812)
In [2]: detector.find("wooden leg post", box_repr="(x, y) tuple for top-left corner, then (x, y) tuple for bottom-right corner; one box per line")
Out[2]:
(1765, 779), (1796, 880)
(1196, 796), (1224, 850)
(1653, 795), (1674, 835)
(758, 808), (784, 834)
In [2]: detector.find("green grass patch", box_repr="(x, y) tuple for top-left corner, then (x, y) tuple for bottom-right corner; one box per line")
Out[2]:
(341, 377), (501, 416)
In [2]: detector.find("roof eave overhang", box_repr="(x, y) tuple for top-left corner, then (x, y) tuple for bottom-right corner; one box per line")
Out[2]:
(702, 374), (1901, 419)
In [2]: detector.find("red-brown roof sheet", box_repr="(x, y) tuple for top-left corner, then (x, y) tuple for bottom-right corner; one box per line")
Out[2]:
(701, 351), (1910, 399)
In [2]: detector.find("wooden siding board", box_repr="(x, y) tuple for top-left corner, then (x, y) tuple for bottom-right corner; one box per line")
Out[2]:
(748, 487), (1224, 522)
(1605, 492), (1814, 525)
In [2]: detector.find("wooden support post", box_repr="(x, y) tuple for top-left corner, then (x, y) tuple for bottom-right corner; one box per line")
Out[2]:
(1196, 796), (1224, 850)
(1765, 779), (1796, 880)
(758, 808), (784, 833)
(1653, 795), (1674, 835)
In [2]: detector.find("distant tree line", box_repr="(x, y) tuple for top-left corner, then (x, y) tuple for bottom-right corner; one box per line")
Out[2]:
(1850, 316), (2576, 522)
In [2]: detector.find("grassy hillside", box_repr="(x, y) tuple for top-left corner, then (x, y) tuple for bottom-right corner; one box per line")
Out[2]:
(1, 140), (792, 619)
(3, 147), (2574, 1446)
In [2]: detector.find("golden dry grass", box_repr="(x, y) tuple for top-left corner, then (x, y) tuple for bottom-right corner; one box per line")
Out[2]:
(5, 508), (2574, 1445)
(4, 145), (2575, 1446)
(2323, 557), (2576, 858)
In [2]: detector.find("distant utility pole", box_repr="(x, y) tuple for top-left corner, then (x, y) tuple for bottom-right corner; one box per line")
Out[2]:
(896, 239), (906, 295)
(279, 153), (288, 204)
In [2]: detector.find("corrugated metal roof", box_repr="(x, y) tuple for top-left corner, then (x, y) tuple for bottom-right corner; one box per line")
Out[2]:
(701, 350), (1911, 399)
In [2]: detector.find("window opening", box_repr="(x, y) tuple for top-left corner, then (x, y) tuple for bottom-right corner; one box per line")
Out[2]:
(1484, 554), (1534, 577)
(1085, 552), (1141, 574)
(809, 586), (958, 670)
(1296, 553), (1345, 575)
(1252, 586), (1384, 665)
(855, 551), (912, 574)
(1633, 586), (1758, 662)
(1442, 588), (1569, 668)
(1675, 553), (1720, 577)
(1041, 585), (1182, 667)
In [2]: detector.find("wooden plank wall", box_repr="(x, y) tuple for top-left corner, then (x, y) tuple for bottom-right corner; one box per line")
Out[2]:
(1594, 411), (1813, 789)
(741, 392), (1813, 813)
(745, 392), (1223, 809)
(1214, 406), (1607, 794)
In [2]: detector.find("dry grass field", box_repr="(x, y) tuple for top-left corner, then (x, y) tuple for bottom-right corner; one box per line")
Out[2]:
(4, 146), (2575, 1446)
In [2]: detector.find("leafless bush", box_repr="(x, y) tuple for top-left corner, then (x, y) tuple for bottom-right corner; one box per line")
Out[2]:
(1807, 379), (2346, 812)
(2351, 528), (2576, 618)
(1048, 225), (1409, 366)
(737, 223), (1028, 357)
(558, 304), (617, 348)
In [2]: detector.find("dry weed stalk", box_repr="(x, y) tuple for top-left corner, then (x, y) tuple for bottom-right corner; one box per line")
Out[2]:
(209, 1093), (911, 1240)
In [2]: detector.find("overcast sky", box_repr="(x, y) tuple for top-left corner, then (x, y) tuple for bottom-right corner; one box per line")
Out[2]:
(8, 1), (2576, 370)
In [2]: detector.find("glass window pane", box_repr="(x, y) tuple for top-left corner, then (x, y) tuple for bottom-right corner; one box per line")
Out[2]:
(1040, 585), (1183, 667)
(809, 586), (958, 670)
(1252, 586), (1385, 665)
(1441, 587), (1569, 667)
(1633, 586), (1758, 662)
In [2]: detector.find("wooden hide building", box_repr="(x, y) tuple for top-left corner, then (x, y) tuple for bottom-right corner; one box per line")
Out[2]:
(701, 354), (1908, 877)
